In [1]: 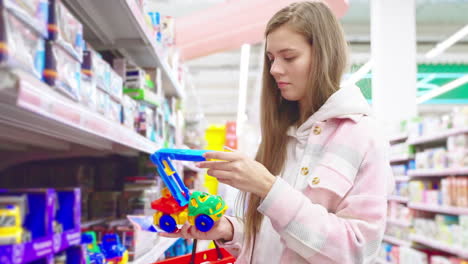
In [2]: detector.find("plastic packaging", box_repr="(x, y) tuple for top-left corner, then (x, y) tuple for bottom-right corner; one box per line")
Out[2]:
(96, 88), (109, 115)
(110, 69), (123, 101)
(48, 0), (83, 61)
(108, 98), (122, 123)
(44, 42), (81, 101)
(0, 8), (45, 80)
(122, 95), (137, 129)
(1, 0), (49, 37)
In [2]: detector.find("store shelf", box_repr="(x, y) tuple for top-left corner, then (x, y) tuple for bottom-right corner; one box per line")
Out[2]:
(388, 195), (409, 203)
(407, 127), (468, 146)
(389, 133), (408, 144)
(63, 0), (184, 98)
(383, 235), (412, 247)
(410, 234), (468, 259)
(390, 154), (414, 164)
(81, 218), (109, 229)
(387, 218), (412, 228)
(375, 258), (389, 264)
(408, 167), (468, 177)
(131, 236), (178, 264)
(394, 176), (410, 182)
(408, 203), (468, 215)
(0, 69), (161, 157)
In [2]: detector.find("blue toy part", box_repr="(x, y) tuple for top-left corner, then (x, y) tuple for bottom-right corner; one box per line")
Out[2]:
(195, 214), (214, 232)
(100, 233), (127, 260)
(150, 149), (212, 207)
(159, 214), (177, 233)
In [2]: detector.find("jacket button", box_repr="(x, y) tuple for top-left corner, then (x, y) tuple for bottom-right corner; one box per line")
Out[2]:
(313, 126), (322, 135)
(301, 167), (309, 175)
(311, 177), (320, 185)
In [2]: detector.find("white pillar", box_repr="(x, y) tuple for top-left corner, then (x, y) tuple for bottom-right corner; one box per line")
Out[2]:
(371, 0), (417, 135)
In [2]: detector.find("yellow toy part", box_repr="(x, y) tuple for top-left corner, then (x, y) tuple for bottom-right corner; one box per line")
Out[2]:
(153, 210), (188, 227)
(0, 205), (28, 245)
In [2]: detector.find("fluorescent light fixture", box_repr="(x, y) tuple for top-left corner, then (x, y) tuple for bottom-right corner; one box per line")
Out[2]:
(416, 74), (468, 104)
(237, 44), (251, 136)
(425, 24), (468, 59)
(342, 59), (372, 86)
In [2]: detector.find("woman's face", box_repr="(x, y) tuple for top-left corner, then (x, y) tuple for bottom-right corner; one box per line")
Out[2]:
(266, 25), (313, 103)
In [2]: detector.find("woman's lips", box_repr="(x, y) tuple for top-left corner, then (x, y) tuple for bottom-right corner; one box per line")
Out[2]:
(277, 82), (290, 89)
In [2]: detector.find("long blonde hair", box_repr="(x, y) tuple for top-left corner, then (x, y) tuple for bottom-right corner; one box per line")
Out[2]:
(238, 1), (349, 249)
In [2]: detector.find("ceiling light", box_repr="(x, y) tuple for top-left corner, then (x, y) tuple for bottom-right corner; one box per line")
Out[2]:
(416, 74), (468, 104)
(425, 24), (468, 59)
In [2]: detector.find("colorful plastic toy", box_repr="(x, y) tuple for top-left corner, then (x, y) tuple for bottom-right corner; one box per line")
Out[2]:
(100, 233), (128, 264)
(81, 231), (106, 264)
(0, 204), (30, 245)
(150, 149), (228, 233)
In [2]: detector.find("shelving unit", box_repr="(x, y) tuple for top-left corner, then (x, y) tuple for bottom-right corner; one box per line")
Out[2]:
(0, 69), (162, 171)
(383, 235), (412, 247)
(410, 234), (468, 259)
(394, 176), (410, 182)
(408, 203), (468, 215)
(387, 218), (412, 228)
(390, 154), (414, 164)
(408, 167), (468, 177)
(389, 133), (408, 145)
(63, 0), (184, 98)
(407, 127), (468, 146)
(388, 195), (409, 203)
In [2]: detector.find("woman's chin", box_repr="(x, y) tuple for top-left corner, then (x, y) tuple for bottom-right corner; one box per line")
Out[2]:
(280, 92), (300, 102)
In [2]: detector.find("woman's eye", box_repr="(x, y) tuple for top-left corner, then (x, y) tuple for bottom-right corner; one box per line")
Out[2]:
(284, 57), (295, 62)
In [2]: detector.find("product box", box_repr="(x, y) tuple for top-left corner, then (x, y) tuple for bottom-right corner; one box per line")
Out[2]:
(0, 189), (56, 239)
(1, 0), (49, 38)
(82, 47), (111, 93)
(0, 7), (45, 80)
(44, 41), (81, 101)
(125, 66), (147, 89)
(96, 88), (109, 115)
(109, 69), (123, 101)
(48, 0), (83, 61)
(122, 95), (137, 129)
(54, 188), (81, 253)
(108, 97), (122, 123)
(81, 72), (97, 110)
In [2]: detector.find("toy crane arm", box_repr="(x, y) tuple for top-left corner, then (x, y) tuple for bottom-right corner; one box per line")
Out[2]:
(150, 149), (211, 207)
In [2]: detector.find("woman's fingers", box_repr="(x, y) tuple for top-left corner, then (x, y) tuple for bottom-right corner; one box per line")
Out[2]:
(196, 161), (232, 170)
(158, 231), (182, 238)
(179, 223), (193, 239)
(207, 169), (232, 181)
(203, 151), (242, 162)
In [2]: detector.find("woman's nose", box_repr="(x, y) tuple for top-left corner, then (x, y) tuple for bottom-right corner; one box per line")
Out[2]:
(270, 60), (285, 76)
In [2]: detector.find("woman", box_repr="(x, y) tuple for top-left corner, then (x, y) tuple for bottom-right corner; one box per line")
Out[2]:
(161, 1), (393, 263)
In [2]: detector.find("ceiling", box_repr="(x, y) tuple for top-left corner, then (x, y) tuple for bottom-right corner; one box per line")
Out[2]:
(147, 0), (468, 124)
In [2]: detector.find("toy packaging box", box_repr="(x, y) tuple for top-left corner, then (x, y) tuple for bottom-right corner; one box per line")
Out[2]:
(48, 0), (83, 62)
(109, 69), (123, 102)
(0, 0), (49, 38)
(44, 41), (81, 101)
(82, 47), (111, 93)
(0, 5), (45, 80)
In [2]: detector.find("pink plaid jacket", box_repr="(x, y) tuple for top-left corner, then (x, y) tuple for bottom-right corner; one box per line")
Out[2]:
(218, 85), (394, 263)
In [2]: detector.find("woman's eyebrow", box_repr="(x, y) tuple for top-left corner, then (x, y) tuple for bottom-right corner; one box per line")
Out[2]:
(266, 48), (297, 55)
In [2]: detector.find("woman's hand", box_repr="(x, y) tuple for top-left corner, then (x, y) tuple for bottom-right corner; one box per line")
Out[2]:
(197, 151), (276, 198)
(159, 216), (234, 241)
